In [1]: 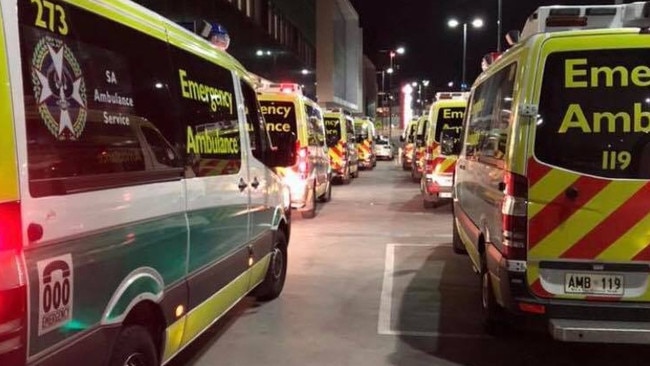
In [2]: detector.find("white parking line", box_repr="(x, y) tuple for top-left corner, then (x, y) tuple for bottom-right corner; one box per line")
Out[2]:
(377, 243), (487, 339)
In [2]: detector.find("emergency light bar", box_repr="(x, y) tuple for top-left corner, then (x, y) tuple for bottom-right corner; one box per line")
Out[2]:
(435, 92), (469, 101)
(260, 83), (303, 95)
(521, 2), (650, 40)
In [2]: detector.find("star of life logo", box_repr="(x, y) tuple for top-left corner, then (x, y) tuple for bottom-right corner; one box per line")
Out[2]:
(31, 36), (87, 140)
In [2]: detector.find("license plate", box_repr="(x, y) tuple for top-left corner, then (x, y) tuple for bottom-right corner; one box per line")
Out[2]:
(439, 192), (452, 198)
(564, 273), (624, 295)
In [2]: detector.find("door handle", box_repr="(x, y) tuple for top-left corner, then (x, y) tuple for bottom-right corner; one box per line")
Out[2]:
(238, 178), (248, 192)
(251, 177), (260, 189)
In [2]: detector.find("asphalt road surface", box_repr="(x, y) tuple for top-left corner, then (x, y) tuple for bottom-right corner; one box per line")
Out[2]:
(170, 160), (650, 366)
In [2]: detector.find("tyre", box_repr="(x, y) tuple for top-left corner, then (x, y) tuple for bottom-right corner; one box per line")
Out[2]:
(481, 254), (506, 335)
(319, 179), (332, 203)
(342, 166), (351, 185)
(254, 231), (288, 301)
(108, 325), (157, 366)
(452, 219), (467, 254)
(301, 184), (317, 219)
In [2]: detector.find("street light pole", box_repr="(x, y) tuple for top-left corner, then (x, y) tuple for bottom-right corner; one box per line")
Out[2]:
(497, 0), (502, 52)
(448, 18), (483, 91)
(462, 22), (467, 91)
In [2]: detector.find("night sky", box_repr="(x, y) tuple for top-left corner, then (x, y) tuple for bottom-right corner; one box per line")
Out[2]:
(350, 0), (623, 91)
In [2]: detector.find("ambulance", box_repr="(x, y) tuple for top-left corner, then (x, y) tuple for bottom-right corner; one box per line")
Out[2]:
(354, 117), (376, 170)
(0, 0), (293, 365)
(410, 114), (429, 182)
(324, 110), (359, 183)
(400, 118), (419, 170)
(452, 2), (650, 343)
(258, 84), (332, 219)
(421, 93), (468, 208)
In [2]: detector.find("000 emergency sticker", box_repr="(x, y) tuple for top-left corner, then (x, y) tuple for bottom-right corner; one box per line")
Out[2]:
(37, 254), (74, 335)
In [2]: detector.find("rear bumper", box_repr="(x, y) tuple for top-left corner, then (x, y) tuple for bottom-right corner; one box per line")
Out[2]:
(486, 244), (650, 344)
(550, 319), (650, 344)
(422, 174), (453, 201)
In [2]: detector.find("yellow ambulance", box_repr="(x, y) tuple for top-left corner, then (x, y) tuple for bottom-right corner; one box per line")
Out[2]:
(400, 118), (419, 170)
(421, 93), (468, 208)
(0, 1), (293, 365)
(452, 2), (650, 342)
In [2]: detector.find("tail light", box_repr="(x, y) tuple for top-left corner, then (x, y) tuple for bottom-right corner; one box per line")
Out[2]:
(501, 172), (528, 262)
(424, 145), (435, 173)
(295, 142), (310, 179)
(0, 202), (26, 365)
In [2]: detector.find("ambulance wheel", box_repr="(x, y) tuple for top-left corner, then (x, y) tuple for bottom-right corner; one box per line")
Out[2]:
(452, 220), (466, 254)
(319, 179), (332, 203)
(254, 231), (288, 301)
(301, 185), (317, 219)
(342, 166), (351, 185)
(481, 254), (506, 335)
(351, 167), (359, 178)
(109, 325), (157, 366)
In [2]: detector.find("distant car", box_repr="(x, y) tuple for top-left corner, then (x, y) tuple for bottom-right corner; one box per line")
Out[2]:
(373, 139), (394, 160)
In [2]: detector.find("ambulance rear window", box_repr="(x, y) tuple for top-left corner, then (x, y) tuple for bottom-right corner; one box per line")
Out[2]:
(536, 49), (650, 179)
(324, 118), (341, 147)
(259, 100), (297, 153)
(434, 107), (465, 143)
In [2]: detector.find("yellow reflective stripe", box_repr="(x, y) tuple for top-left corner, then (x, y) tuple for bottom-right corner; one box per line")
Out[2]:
(162, 317), (186, 362)
(0, 9), (18, 202)
(439, 157), (455, 172)
(529, 182), (643, 259)
(64, 0), (167, 42)
(528, 169), (579, 219)
(597, 212), (650, 262)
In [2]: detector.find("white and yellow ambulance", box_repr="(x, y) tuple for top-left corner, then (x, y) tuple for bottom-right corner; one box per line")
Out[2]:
(421, 93), (468, 208)
(452, 2), (650, 342)
(0, 1), (292, 365)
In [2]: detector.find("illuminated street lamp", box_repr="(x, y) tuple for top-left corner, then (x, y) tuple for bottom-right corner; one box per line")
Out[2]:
(448, 17), (483, 91)
(378, 46), (406, 140)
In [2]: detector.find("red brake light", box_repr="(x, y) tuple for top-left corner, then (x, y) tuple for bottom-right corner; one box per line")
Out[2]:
(0, 202), (21, 251)
(0, 202), (26, 364)
(501, 172), (528, 260)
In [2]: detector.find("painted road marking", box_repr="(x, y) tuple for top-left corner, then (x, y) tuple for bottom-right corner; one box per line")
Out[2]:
(378, 243), (487, 339)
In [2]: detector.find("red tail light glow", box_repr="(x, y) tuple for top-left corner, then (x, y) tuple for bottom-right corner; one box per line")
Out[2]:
(0, 202), (26, 365)
(501, 172), (528, 261)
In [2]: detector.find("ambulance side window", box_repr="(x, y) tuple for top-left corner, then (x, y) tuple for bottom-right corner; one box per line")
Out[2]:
(465, 63), (516, 163)
(18, 0), (181, 197)
(170, 47), (241, 178)
(305, 104), (325, 147)
(240, 79), (269, 161)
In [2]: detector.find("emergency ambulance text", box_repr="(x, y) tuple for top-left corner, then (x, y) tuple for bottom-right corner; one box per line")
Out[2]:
(260, 105), (292, 119)
(179, 69), (233, 114)
(186, 126), (239, 155)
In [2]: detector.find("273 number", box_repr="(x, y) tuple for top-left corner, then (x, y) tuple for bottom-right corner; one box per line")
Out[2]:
(31, 0), (68, 35)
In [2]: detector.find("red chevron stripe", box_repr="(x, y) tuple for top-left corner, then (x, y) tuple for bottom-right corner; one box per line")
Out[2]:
(444, 161), (456, 174)
(560, 183), (650, 260)
(528, 176), (609, 249)
(530, 279), (553, 298)
(528, 157), (553, 187)
(633, 244), (650, 261)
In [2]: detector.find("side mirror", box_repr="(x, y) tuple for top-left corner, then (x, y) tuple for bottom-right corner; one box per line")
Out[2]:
(440, 130), (461, 156)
